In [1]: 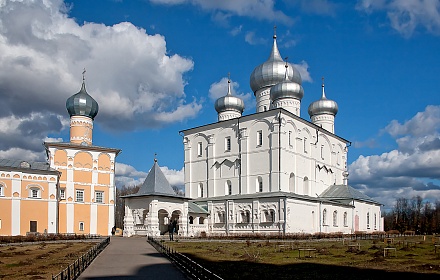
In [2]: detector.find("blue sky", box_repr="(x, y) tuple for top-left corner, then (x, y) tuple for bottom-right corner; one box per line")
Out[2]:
(0, 0), (439, 210)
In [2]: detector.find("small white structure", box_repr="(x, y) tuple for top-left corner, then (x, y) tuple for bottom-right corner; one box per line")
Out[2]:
(122, 159), (208, 237)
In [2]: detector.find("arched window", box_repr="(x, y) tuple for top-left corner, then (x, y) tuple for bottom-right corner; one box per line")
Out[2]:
(322, 209), (327, 225)
(374, 213), (377, 229)
(79, 222), (84, 231)
(303, 177), (309, 196)
(0, 184), (4, 196)
(189, 216), (194, 224)
(289, 173), (295, 193)
(343, 212), (348, 227)
(367, 212), (370, 229)
(224, 181), (232, 195)
(333, 211), (338, 226)
(257, 177), (263, 192)
(29, 187), (41, 199)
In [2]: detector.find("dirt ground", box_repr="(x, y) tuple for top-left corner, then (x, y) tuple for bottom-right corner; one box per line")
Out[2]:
(0, 241), (96, 279)
(167, 237), (440, 279)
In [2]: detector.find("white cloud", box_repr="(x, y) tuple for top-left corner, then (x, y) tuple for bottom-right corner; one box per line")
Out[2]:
(0, 0), (201, 157)
(349, 105), (440, 207)
(356, 0), (440, 37)
(294, 60), (313, 83)
(150, 0), (293, 25)
(230, 25), (243, 36)
(115, 162), (184, 188)
(208, 77), (254, 109)
(245, 31), (267, 45)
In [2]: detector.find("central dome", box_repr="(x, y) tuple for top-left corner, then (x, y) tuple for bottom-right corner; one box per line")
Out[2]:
(250, 35), (302, 93)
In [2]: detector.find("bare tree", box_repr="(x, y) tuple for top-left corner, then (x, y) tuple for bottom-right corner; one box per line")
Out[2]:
(115, 185), (140, 229)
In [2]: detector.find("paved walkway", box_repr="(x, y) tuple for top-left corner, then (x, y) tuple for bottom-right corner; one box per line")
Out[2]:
(78, 236), (187, 280)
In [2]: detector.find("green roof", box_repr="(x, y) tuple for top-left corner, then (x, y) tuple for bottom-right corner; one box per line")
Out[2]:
(320, 184), (381, 205)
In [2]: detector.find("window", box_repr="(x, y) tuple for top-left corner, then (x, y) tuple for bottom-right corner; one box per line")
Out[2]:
(263, 106), (267, 111)
(189, 216), (194, 224)
(257, 177), (263, 192)
(303, 177), (309, 196)
(29, 187), (40, 199)
(60, 188), (65, 200)
(95, 191), (103, 203)
(0, 184), (3, 196)
(264, 210), (275, 223)
(199, 217), (205, 224)
(257, 130), (263, 146)
(288, 131), (292, 146)
(289, 173), (295, 193)
(198, 183), (203, 198)
(374, 213), (377, 229)
(333, 211), (338, 226)
(225, 137), (231, 152)
(30, 221), (37, 232)
(343, 212), (348, 227)
(304, 137), (308, 153)
(197, 142), (203, 156)
(79, 222), (84, 231)
(321, 145), (324, 160)
(76, 190), (84, 202)
(322, 209), (327, 225)
(241, 211), (250, 223)
(367, 212), (370, 229)
(217, 211), (225, 223)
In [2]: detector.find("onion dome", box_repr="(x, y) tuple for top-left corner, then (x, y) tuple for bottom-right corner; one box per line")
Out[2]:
(308, 80), (338, 117)
(250, 33), (302, 93)
(270, 62), (304, 102)
(66, 79), (99, 120)
(215, 78), (245, 114)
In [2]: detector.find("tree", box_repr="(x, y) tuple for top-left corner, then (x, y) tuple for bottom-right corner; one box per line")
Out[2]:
(115, 185), (140, 229)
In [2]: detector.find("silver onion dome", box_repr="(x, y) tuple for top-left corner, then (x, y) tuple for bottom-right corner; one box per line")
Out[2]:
(250, 34), (302, 93)
(270, 63), (304, 102)
(308, 82), (338, 117)
(215, 79), (245, 113)
(66, 80), (99, 120)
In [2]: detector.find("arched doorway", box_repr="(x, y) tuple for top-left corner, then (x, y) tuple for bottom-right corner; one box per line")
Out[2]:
(171, 210), (182, 234)
(158, 209), (170, 234)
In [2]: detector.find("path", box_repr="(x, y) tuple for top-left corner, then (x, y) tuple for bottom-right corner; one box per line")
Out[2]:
(78, 236), (187, 279)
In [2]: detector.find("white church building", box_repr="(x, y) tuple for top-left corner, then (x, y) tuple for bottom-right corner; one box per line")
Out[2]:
(123, 33), (383, 237)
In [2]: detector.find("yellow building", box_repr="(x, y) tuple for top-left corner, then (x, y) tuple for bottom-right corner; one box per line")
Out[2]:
(0, 78), (120, 236)
(0, 160), (59, 235)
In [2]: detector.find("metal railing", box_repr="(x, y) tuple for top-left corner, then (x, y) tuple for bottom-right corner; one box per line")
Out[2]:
(52, 237), (110, 280)
(148, 236), (223, 280)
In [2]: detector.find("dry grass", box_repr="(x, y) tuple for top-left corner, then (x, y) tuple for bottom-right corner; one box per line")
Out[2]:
(166, 236), (440, 279)
(0, 241), (96, 279)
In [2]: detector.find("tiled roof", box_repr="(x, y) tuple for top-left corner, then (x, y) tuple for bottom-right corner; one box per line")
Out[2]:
(124, 160), (182, 198)
(320, 184), (381, 204)
(0, 158), (58, 173)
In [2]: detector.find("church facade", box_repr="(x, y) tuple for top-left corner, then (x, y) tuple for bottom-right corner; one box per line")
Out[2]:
(0, 77), (120, 236)
(123, 33), (383, 237)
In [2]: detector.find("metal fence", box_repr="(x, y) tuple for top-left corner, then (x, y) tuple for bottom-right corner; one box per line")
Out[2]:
(52, 237), (110, 280)
(148, 236), (223, 280)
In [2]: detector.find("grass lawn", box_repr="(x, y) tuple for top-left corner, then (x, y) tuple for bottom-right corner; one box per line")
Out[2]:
(0, 241), (97, 279)
(166, 236), (440, 279)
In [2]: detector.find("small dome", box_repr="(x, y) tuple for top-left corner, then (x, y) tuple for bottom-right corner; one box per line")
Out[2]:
(66, 81), (99, 120)
(308, 82), (338, 117)
(250, 34), (302, 93)
(270, 64), (304, 102)
(215, 79), (245, 114)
